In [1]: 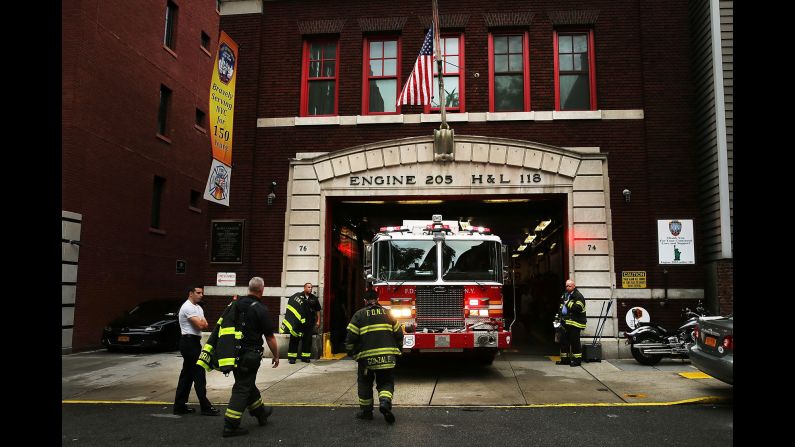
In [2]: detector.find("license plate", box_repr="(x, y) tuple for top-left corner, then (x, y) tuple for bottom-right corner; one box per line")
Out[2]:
(117, 336), (130, 342)
(705, 336), (716, 347)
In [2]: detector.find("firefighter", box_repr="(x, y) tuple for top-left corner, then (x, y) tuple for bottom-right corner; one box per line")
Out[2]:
(280, 282), (321, 364)
(555, 279), (587, 367)
(345, 288), (403, 423)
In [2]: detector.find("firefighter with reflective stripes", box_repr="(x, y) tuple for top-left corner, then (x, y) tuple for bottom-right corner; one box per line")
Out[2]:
(345, 288), (403, 423)
(280, 282), (321, 364)
(555, 279), (587, 367)
(217, 277), (280, 437)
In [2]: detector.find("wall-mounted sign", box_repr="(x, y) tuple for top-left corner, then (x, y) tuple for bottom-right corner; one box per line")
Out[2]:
(216, 272), (236, 287)
(658, 219), (695, 264)
(210, 220), (244, 264)
(621, 271), (646, 288)
(176, 259), (187, 274)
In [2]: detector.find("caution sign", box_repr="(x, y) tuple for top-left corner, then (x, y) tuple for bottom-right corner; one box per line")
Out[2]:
(621, 271), (646, 288)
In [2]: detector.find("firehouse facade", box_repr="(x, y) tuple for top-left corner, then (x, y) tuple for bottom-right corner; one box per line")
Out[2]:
(204, 0), (732, 359)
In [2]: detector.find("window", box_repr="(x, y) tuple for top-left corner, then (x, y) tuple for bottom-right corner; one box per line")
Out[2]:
(363, 37), (400, 114)
(429, 33), (464, 113)
(164, 1), (178, 50)
(554, 30), (596, 110)
(151, 176), (166, 229)
(488, 32), (530, 112)
(157, 85), (172, 136)
(300, 39), (339, 116)
(201, 31), (210, 51)
(195, 108), (206, 129)
(190, 189), (200, 209)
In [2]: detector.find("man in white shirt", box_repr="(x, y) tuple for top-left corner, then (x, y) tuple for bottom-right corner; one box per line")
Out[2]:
(173, 286), (219, 415)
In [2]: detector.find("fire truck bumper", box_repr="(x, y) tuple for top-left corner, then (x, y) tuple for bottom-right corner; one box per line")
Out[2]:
(401, 331), (511, 351)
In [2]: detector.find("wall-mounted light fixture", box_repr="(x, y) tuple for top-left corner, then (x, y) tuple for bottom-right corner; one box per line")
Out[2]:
(267, 181), (277, 205)
(622, 189), (631, 203)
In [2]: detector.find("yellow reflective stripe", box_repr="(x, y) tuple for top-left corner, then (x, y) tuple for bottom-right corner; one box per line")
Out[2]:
(196, 360), (211, 371)
(347, 323), (360, 334)
(216, 317), (224, 325)
(202, 344), (214, 353)
(286, 304), (306, 324)
(358, 398), (373, 405)
(219, 327), (237, 336)
(368, 363), (395, 369)
(301, 352), (311, 358)
(218, 358), (236, 366)
(560, 352), (569, 357)
(378, 391), (393, 399)
(359, 323), (393, 335)
(282, 319), (300, 337)
(357, 347), (401, 357)
(565, 321), (586, 329)
(225, 409), (242, 419)
(392, 322), (402, 332)
(248, 399), (263, 410)
(573, 353), (583, 358)
(287, 352), (298, 358)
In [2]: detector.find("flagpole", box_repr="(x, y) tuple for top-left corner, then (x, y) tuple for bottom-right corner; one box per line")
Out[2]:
(432, 0), (447, 130)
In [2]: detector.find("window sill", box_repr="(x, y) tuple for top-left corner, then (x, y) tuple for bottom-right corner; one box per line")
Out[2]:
(188, 206), (202, 214)
(162, 45), (178, 59)
(149, 227), (167, 235)
(156, 133), (172, 144)
(200, 46), (212, 57)
(194, 124), (207, 134)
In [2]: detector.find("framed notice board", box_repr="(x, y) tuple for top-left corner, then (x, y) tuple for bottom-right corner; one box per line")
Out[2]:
(210, 220), (245, 264)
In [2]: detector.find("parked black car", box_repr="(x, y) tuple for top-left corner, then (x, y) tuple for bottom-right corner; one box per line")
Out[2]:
(689, 315), (733, 385)
(101, 299), (184, 351)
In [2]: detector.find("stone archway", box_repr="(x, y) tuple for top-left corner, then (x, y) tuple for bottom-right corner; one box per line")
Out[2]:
(282, 135), (619, 356)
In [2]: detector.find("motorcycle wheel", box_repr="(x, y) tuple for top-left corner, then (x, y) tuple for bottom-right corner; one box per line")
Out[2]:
(630, 333), (664, 366)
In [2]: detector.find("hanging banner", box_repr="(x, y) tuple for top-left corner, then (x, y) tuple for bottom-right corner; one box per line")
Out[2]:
(203, 158), (232, 206)
(204, 31), (238, 206)
(209, 31), (238, 166)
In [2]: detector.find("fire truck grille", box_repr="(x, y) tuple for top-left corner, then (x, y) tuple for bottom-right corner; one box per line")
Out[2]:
(415, 286), (464, 329)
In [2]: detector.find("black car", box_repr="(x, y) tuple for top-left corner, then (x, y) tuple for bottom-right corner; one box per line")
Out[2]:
(689, 315), (733, 385)
(101, 298), (184, 351)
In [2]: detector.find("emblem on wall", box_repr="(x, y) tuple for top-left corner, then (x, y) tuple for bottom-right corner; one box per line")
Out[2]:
(218, 43), (236, 85)
(668, 220), (682, 236)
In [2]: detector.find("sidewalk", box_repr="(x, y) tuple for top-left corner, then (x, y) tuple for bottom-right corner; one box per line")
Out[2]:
(62, 350), (733, 408)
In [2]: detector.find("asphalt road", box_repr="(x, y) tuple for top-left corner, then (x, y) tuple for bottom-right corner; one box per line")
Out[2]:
(62, 403), (732, 446)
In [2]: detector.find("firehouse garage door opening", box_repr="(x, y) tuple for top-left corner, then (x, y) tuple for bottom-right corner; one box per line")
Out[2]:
(326, 195), (567, 354)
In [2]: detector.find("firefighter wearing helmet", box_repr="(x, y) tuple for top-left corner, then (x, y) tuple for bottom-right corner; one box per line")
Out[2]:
(345, 287), (404, 423)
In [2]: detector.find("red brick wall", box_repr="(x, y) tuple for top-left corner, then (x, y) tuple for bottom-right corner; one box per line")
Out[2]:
(211, 0), (702, 293)
(716, 260), (733, 315)
(63, 0), (220, 350)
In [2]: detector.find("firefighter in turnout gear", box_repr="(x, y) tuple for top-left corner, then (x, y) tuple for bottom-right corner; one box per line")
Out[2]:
(218, 277), (280, 437)
(555, 279), (587, 367)
(345, 288), (403, 423)
(280, 282), (321, 364)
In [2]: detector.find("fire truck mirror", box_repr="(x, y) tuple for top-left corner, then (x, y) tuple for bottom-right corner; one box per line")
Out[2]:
(363, 243), (372, 279)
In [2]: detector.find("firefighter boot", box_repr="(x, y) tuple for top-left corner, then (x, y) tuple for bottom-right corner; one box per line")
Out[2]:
(251, 405), (273, 426)
(570, 358), (582, 367)
(355, 409), (373, 420)
(222, 419), (249, 438)
(555, 357), (570, 365)
(379, 398), (395, 424)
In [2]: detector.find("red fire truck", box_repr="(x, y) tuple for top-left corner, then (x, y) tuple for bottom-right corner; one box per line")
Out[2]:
(364, 215), (513, 364)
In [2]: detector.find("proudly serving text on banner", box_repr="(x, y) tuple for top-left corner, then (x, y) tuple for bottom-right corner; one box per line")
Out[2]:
(204, 31), (239, 206)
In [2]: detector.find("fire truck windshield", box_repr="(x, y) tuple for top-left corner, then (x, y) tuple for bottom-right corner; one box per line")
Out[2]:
(442, 240), (501, 281)
(374, 240), (437, 280)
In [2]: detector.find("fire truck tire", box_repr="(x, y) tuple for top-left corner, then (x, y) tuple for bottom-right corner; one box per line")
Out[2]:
(475, 350), (497, 365)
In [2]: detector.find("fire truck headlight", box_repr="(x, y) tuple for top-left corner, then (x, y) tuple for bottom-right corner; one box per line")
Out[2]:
(469, 298), (480, 307)
(478, 309), (489, 317)
(390, 308), (402, 318)
(401, 308), (411, 317)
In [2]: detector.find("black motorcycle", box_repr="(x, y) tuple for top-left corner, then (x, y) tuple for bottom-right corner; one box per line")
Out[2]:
(625, 303), (707, 365)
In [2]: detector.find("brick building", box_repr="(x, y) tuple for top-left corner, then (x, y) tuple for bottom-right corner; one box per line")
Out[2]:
(62, 0), (220, 352)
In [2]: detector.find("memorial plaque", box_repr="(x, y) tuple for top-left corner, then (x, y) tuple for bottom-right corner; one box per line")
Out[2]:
(210, 220), (244, 264)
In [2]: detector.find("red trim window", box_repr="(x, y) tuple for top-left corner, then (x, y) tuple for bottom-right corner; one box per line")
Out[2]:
(488, 32), (530, 112)
(300, 39), (339, 116)
(362, 36), (401, 114)
(554, 30), (596, 111)
(427, 33), (464, 113)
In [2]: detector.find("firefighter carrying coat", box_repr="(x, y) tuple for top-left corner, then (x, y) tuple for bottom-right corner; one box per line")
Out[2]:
(197, 296), (255, 373)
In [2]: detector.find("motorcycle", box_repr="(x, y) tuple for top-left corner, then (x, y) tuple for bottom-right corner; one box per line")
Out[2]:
(625, 303), (707, 365)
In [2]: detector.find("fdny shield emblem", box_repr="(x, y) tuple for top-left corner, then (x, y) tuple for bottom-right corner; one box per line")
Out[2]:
(669, 220), (682, 236)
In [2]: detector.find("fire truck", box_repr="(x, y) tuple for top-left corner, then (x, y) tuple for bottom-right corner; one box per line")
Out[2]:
(364, 215), (513, 364)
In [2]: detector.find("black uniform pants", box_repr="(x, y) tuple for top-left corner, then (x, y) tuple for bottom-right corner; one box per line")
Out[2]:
(174, 335), (211, 409)
(288, 325), (313, 360)
(357, 361), (395, 411)
(560, 325), (582, 360)
(224, 349), (264, 427)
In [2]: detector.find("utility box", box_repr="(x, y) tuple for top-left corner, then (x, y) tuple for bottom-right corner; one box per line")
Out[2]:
(583, 343), (602, 362)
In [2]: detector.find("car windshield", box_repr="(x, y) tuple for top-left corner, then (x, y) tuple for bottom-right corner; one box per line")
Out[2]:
(374, 240), (437, 280)
(442, 240), (500, 281)
(128, 300), (178, 316)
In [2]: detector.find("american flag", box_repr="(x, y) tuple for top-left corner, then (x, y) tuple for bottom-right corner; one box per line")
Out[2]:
(397, 25), (435, 106)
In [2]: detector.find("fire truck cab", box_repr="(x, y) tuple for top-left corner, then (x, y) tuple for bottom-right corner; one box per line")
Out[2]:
(364, 215), (512, 364)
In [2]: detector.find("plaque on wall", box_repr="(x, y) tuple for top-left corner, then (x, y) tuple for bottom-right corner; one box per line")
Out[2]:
(210, 220), (245, 264)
